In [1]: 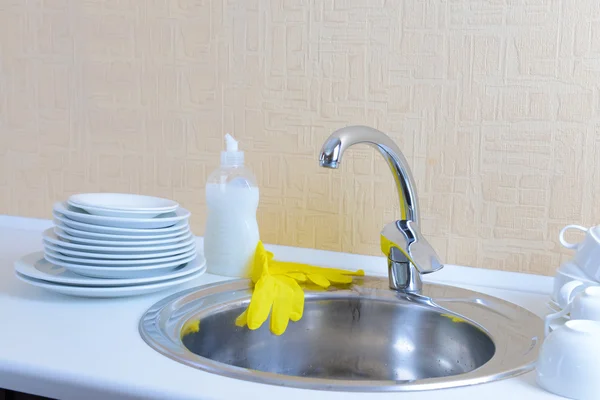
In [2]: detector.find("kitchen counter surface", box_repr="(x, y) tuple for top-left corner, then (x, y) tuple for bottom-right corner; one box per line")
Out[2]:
(0, 215), (562, 399)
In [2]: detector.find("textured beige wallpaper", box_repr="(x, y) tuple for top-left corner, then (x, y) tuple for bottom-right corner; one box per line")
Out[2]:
(1, 0), (599, 275)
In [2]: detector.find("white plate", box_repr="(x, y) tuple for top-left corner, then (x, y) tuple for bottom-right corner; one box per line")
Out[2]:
(15, 251), (205, 286)
(69, 193), (179, 212)
(44, 241), (196, 260)
(52, 219), (190, 240)
(44, 246), (197, 266)
(15, 269), (204, 298)
(53, 212), (189, 236)
(43, 228), (195, 254)
(44, 251), (199, 278)
(53, 202), (190, 229)
(53, 227), (192, 246)
(66, 202), (170, 219)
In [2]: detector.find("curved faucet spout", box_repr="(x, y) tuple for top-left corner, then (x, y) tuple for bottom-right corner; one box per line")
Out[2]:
(319, 125), (419, 223)
(318, 125), (443, 294)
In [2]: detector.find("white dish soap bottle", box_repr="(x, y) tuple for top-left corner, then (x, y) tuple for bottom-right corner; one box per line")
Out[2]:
(204, 134), (260, 277)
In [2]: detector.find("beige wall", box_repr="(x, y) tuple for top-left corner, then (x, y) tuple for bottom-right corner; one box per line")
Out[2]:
(1, 0), (599, 275)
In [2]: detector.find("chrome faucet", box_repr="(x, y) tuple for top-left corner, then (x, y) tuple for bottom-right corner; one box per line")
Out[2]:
(319, 125), (443, 293)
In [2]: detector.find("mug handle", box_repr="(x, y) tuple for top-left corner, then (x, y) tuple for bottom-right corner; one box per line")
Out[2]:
(545, 305), (571, 336)
(558, 280), (588, 309)
(559, 225), (588, 249)
(546, 280), (590, 336)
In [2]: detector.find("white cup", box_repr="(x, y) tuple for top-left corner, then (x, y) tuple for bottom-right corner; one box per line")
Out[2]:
(559, 224), (600, 281)
(571, 286), (600, 320)
(545, 280), (600, 335)
(537, 319), (600, 399)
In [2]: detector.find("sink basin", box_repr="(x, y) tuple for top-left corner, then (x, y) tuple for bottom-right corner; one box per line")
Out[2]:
(139, 277), (543, 392)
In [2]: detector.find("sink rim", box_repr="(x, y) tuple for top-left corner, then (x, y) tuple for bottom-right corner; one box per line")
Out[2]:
(139, 277), (543, 392)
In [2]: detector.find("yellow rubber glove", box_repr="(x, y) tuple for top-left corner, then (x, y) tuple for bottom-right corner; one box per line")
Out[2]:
(235, 242), (304, 335)
(269, 261), (364, 289)
(235, 241), (364, 335)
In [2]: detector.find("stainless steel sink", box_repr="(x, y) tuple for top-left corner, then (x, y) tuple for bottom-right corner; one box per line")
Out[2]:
(139, 277), (543, 392)
(140, 126), (543, 391)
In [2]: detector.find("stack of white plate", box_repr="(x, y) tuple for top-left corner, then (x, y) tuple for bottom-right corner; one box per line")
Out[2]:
(15, 193), (205, 298)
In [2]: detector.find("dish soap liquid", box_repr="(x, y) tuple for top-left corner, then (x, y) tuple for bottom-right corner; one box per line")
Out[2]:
(204, 134), (260, 277)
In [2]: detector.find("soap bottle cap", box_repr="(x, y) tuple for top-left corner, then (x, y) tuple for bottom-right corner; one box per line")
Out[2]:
(220, 133), (244, 166)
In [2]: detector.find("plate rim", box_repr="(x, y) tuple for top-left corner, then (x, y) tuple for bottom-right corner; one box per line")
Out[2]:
(15, 251), (206, 287)
(53, 226), (193, 246)
(44, 228), (196, 252)
(53, 212), (189, 234)
(67, 202), (168, 219)
(68, 193), (179, 212)
(54, 201), (190, 225)
(53, 219), (189, 239)
(44, 247), (198, 267)
(43, 250), (199, 272)
(43, 241), (196, 260)
(15, 269), (205, 297)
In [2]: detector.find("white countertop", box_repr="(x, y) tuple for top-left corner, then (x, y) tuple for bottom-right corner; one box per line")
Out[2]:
(0, 215), (562, 400)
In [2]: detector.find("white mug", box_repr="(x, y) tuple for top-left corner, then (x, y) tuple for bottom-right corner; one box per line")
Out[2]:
(545, 280), (600, 335)
(537, 319), (600, 399)
(559, 224), (600, 281)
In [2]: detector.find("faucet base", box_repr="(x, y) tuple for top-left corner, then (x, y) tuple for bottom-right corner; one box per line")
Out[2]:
(388, 259), (423, 294)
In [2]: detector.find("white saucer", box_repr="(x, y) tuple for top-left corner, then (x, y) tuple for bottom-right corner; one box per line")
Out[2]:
(15, 251), (205, 286)
(53, 212), (189, 236)
(54, 219), (189, 240)
(44, 241), (196, 260)
(44, 247), (197, 267)
(43, 228), (195, 254)
(69, 193), (179, 213)
(44, 251), (199, 279)
(15, 269), (204, 298)
(53, 202), (191, 229)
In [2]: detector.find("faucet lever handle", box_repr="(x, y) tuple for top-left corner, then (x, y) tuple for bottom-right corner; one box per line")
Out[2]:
(381, 220), (444, 274)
